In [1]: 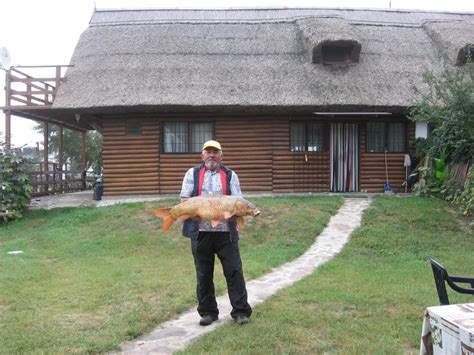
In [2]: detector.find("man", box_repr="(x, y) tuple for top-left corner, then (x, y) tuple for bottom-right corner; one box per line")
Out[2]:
(180, 140), (252, 326)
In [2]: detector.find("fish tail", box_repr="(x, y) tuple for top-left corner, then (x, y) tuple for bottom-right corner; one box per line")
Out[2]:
(154, 208), (172, 218)
(154, 208), (177, 231)
(162, 216), (176, 231)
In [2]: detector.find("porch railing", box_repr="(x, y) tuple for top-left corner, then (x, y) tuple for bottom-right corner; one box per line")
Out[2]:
(5, 65), (72, 108)
(27, 162), (96, 197)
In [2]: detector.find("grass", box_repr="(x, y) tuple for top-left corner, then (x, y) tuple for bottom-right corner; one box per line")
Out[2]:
(0, 196), (342, 353)
(182, 196), (474, 354)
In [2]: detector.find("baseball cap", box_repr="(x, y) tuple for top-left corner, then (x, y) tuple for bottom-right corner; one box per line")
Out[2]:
(202, 140), (222, 151)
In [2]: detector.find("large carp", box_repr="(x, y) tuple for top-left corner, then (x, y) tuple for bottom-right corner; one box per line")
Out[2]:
(154, 195), (261, 231)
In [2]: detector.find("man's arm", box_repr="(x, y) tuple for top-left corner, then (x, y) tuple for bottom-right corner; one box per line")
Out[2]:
(230, 172), (242, 197)
(180, 168), (194, 202)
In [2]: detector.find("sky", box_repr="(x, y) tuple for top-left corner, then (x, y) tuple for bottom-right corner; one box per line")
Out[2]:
(1, 0), (473, 148)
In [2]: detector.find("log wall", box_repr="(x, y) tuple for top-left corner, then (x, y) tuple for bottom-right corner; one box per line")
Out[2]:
(101, 116), (414, 195)
(359, 122), (415, 192)
(102, 119), (160, 195)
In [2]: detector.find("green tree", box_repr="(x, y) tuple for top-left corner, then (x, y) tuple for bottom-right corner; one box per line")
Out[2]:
(409, 64), (473, 163)
(35, 124), (102, 174)
(0, 141), (33, 223)
(410, 60), (473, 217)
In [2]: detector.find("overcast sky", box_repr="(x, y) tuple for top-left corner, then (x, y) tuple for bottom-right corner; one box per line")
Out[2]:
(1, 0), (473, 148)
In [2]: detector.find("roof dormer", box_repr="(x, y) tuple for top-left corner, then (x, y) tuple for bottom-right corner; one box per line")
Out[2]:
(296, 17), (361, 66)
(456, 44), (473, 66)
(313, 40), (361, 65)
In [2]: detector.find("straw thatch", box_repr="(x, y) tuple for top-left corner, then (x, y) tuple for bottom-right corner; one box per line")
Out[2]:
(51, 8), (473, 115)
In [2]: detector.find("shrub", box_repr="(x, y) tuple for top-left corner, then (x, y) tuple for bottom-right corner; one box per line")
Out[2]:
(410, 68), (473, 164)
(0, 149), (33, 223)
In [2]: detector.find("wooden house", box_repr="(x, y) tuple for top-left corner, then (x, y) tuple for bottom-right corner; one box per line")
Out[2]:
(4, 8), (474, 195)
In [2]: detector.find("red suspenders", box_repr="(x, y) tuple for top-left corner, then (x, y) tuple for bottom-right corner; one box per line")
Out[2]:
(197, 167), (228, 195)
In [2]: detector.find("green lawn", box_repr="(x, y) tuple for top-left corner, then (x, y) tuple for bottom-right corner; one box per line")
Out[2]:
(0, 196), (342, 353)
(182, 197), (474, 354)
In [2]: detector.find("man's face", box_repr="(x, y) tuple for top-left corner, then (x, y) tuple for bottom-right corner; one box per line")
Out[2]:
(201, 148), (223, 171)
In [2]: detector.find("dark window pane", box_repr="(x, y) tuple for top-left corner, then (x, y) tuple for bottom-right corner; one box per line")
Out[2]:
(190, 123), (213, 152)
(290, 122), (305, 152)
(308, 122), (325, 152)
(322, 45), (352, 64)
(388, 123), (405, 152)
(164, 122), (187, 153)
(366, 122), (385, 152)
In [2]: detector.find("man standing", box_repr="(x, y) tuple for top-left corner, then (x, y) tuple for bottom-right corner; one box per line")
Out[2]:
(180, 140), (252, 326)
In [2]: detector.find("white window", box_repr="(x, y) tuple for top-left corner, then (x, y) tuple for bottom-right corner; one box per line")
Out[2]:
(163, 122), (213, 153)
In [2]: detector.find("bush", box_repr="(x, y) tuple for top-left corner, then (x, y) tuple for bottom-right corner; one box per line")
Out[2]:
(0, 149), (33, 223)
(410, 68), (473, 164)
(414, 160), (473, 218)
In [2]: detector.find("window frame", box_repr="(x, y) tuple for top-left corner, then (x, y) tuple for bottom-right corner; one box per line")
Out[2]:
(289, 120), (329, 152)
(365, 121), (407, 153)
(161, 121), (215, 154)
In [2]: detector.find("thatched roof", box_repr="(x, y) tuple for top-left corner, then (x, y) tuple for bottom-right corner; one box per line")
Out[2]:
(52, 8), (474, 117)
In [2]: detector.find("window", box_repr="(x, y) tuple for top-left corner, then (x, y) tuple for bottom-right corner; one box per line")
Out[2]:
(126, 122), (142, 135)
(366, 122), (385, 152)
(163, 122), (213, 153)
(313, 40), (361, 65)
(366, 122), (406, 153)
(322, 44), (353, 64)
(290, 121), (327, 152)
(456, 44), (473, 66)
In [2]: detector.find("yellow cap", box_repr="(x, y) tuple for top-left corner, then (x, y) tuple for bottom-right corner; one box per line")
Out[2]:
(202, 140), (222, 151)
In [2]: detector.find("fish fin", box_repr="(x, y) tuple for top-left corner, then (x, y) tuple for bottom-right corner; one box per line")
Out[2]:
(223, 211), (234, 220)
(177, 214), (192, 221)
(210, 219), (221, 228)
(154, 208), (171, 218)
(163, 216), (176, 231)
(236, 216), (245, 227)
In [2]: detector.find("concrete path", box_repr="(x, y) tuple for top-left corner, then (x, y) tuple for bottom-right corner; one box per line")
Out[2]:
(119, 197), (371, 354)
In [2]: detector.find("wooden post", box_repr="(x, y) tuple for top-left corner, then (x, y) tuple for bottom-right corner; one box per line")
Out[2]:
(43, 122), (49, 194)
(58, 125), (64, 193)
(4, 111), (11, 151)
(4, 70), (11, 151)
(54, 66), (61, 101)
(81, 131), (87, 190)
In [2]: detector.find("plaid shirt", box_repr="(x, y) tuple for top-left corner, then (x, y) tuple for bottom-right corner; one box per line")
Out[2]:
(180, 166), (242, 232)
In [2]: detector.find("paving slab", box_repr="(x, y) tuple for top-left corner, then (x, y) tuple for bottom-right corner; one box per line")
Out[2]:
(117, 197), (371, 354)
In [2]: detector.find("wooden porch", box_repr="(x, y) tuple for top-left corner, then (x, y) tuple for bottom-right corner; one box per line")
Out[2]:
(2, 65), (92, 196)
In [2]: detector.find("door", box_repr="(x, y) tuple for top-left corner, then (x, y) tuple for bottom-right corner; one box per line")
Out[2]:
(330, 123), (359, 192)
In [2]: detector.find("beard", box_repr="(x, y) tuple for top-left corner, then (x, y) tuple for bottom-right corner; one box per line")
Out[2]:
(205, 159), (219, 171)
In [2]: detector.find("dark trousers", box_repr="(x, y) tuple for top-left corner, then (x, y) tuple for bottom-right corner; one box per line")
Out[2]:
(191, 231), (252, 319)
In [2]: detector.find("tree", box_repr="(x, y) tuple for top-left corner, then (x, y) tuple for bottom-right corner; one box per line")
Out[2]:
(0, 140), (33, 223)
(409, 64), (473, 164)
(35, 124), (102, 174)
(409, 60), (473, 217)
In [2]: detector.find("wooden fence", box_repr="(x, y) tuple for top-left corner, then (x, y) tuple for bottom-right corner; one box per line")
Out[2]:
(27, 162), (96, 196)
(450, 162), (472, 189)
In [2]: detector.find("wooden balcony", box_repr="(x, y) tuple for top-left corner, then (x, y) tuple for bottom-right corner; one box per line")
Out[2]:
(2, 65), (94, 150)
(4, 65), (72, 109)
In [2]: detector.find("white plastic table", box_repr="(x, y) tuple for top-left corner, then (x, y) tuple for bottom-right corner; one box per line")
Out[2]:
(420, 303), (474, 355)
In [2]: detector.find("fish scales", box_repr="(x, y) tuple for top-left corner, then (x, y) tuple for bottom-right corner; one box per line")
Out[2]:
(154, 196), (260, 231)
